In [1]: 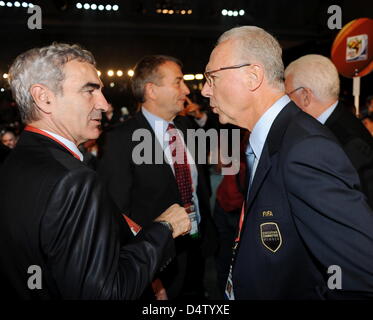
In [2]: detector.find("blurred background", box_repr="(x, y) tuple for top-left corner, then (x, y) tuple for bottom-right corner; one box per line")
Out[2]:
(0, 0), (372, 133)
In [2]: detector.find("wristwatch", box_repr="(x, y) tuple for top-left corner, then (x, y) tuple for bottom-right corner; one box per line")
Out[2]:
(157, 221), (174, 234)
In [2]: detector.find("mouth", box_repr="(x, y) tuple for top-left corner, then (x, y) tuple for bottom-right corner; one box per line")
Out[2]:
(90, 118), (102, 124)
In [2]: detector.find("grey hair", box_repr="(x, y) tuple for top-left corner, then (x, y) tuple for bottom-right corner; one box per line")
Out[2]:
(284, 54), (340, 101)
(217, 26), (285, 91)
(8, 43), (96, 123)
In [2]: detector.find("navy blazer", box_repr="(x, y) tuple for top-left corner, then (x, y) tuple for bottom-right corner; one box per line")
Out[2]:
(233, 102), (373, 299)
(325, 103), (373, 208)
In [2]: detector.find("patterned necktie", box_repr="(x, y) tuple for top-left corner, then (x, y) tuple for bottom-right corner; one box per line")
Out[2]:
(167, 123), (193, 206)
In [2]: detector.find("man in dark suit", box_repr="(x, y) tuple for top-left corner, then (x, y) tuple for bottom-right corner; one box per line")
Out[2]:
(285, 54), (373, 209)
(99, 55), (216, 300)
(0, 43), (191, 299)
(201, 26), (373, 299)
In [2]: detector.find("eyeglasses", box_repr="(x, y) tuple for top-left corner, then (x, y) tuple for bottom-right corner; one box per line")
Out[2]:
(286, 87), (304, 96)
(204, 63), (252, 87)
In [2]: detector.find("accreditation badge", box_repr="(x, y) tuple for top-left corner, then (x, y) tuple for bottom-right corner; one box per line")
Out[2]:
(260, 222), (282, 253)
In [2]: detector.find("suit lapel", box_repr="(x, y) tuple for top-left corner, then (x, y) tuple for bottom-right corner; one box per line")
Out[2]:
(245, 102), (301, 213)
(135, 111), (179, 195)
(246, 144), (271, 210)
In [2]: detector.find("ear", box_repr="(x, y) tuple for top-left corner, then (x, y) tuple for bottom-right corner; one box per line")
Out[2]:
(246, 65), (264, 91)
(29, 84), (53, 114)
(144, 82), (157, 101)
(301, 88), (312, 108)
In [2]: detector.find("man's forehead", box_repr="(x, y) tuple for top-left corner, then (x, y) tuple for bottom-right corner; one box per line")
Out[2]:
(63, 60), (102, 86)
(159, 61), (183, 79)
(206, 40), (235, 70)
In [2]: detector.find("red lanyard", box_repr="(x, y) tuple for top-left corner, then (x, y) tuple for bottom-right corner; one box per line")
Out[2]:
(235, 202), (245, 242)
(24, 125), (81, 160)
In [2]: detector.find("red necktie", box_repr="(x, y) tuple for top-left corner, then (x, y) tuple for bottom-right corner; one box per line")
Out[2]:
(167, 123), (193, 207)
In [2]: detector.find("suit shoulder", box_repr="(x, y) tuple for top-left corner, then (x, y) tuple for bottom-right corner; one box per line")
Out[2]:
(328, 109), (373, 147)
(284, 111), (338, 147)
(105, 116), (145, 138)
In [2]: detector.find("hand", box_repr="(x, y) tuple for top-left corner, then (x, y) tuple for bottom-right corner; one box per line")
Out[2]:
(179, 97), (204, 119)
(155, 204), (191, 238)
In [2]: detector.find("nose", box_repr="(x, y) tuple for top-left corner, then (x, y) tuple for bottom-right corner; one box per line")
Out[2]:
(201, 82), (211, 98)
(182, 81), (190, 95)
(96, 91), (109, 112)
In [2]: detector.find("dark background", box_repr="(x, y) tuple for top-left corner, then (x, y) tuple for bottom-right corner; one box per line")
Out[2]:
(0, 0), (372, 121)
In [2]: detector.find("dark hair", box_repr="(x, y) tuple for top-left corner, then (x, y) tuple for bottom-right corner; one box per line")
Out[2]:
(131, 55), (183, 103)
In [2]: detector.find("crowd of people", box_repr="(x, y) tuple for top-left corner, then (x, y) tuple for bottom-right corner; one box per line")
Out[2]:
(0, 25), (373, 300)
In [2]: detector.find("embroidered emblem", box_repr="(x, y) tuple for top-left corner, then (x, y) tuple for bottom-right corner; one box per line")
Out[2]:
(260, 222), (282, 253)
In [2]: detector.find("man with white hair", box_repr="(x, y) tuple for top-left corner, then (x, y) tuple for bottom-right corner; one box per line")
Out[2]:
(285, 54), (373, 208)
(202, 26), (373, 299)
(0, 43), (191, 299)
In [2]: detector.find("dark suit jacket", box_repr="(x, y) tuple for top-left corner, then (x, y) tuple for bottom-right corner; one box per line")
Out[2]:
(325, 102), (373, 208)
(98, 111), (216, 298)
(0, 131), (175, 300)
(233, 102), (373, 299)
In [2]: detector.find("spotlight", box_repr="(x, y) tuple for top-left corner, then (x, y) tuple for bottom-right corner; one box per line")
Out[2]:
(76, 2), (82, 9)
(181, 9), (185, 14)
(112, 4), (118, 11)
(0, 1), (5, 6)
(91, 4), (97, 10)
(127, 69), (134, 77)
(107, 70), (114, 77)
(195, 74), (204, 80)
(28, 3), (33, 8)
(187, 9), (192, 14)
(21, 2), (27, 7)
(97, 70), (101, 77)
(14, 1), (21, 7)
(221, 9), (227, 16)
(183, 74), (195, 81)
(239, 9), (245, 16)
(169, 9), (174, 14)
(0, 88), (4, 92)
(110, 82), (115, 88)
(6, 2), (13, 7)
(162, 9), (168, 14)
(228, 10), (233, 16)
(105, 4), (111, 11)
(98, 4), (104, 10)
(83, 3), (89, 10)
(156, 8), (161, 13)
(116, 70), (123, 77)
(3, 73), (8, 79)
(233, 10), (238, 17)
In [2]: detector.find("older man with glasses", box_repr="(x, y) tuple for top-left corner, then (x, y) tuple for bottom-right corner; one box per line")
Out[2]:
(285, 54), (373, 209)
(202, 25), (373, 300)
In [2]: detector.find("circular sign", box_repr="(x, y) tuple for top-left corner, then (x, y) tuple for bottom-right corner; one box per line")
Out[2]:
(331, 18), (373, 78)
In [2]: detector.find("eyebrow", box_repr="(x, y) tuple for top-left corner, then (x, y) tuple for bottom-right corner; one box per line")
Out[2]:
(81, 82), (101, 91)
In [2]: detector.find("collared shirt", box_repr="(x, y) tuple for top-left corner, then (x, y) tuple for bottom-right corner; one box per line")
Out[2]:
(249, 95), (291, 181)
(41, 129), (84, 161)
(317, 101), (338, 124)
(141, 107), (201, 222)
